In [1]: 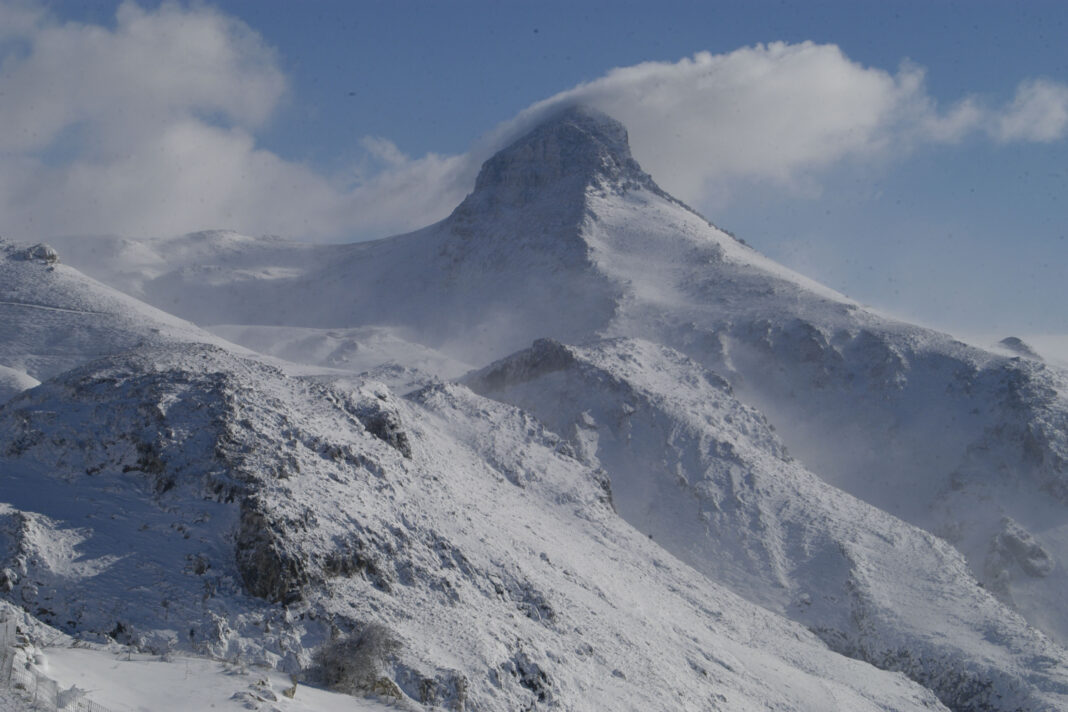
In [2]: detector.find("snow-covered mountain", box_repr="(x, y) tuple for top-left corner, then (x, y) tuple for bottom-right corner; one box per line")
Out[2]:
(4, 106), (1068, 710)
(0, 344), (953, 711)
(53, 107), (1068, 641)
(465, 337), (1068, 710)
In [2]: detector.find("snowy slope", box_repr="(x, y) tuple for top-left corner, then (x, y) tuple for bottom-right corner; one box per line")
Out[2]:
(0, 345), (949, 711)
(0, 238), (232, 383)
(207, 324), (471, 378)
(0, 600), (393, 712)
(0, 365), (38, 405)
(466, 337), (1068, 711)
(46, 230), (337, 321)
(546, 149), (1068, 646)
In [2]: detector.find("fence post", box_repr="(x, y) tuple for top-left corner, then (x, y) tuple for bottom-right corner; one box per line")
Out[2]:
(1, 615), (116, 712)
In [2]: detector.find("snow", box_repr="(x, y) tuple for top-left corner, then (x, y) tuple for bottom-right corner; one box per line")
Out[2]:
(207, 324), (471, 378)
(4, 107), (1068, 711)
(465, 337), (1068, 710)
(1, 599), (389, 712)
(0, 364), (39, 404)
(0, 344), (952, 710)
(0, 239), (236, 382)
(38, 647), (391, 712)
(0, 688), (34, 712)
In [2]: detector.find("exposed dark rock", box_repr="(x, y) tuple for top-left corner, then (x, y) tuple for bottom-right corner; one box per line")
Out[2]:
(13, 243), (59, 264)
(234, 498), (310, 604)
(353, 400), (412, 458)
(997, 337), (1042, 361)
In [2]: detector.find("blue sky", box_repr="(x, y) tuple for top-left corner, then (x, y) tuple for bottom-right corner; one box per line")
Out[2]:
(1, 0), (1065, 341)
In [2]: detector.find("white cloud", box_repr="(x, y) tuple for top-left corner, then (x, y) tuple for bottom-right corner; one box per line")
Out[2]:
(485, 44), (1050, 205)
(917, 98), (985, 143)
(0, 1), (285, 154)
(0, 0), (43, 41)
(571, 43), (920, 197)
(0, 4), (1065, 243)
(8, 122), (339, 238)
(0, 0), (468, 241)
(342, 137), (476, 237)
(994, 79), (1068, 142)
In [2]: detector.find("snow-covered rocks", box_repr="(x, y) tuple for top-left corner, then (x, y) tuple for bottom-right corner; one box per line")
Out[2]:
(458, 106), (659, 213)
(0, 344), (955, 711)
(984, 516), (1055, 604)
(11, 243), (59, 264)
(997, 335), (1043, 360)
(466, 337), (1068, 711)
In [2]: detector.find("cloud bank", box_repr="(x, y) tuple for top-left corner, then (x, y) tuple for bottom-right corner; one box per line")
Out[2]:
(0, 2), (1065, 242)
(498, 43), (1068, 205)
(0, 0), (474, 240)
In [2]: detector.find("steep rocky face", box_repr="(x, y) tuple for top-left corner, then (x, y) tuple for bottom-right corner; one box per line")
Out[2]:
(453, 106), (656, 216)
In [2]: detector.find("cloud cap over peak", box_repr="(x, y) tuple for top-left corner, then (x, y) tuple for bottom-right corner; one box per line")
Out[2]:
(490, 43), (996, 206)
(0, 3), (1065, 244)
(467, 105), (654, 204)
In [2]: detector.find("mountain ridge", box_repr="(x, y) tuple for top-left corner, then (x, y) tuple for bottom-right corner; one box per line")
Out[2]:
(7, 107), (1068, 710)
(0, 342), (955, 711)
(465, 336), (1068, 710)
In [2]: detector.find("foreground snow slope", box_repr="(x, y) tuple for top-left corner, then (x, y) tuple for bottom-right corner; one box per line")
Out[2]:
(467, 337), (1068, 711)
(50, 108), (1068, 649)
(1, 601), (393, 712)
(0, 345), (948, 711)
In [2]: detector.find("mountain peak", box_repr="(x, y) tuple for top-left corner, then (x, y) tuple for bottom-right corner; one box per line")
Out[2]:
(462, 105), (656, 211)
